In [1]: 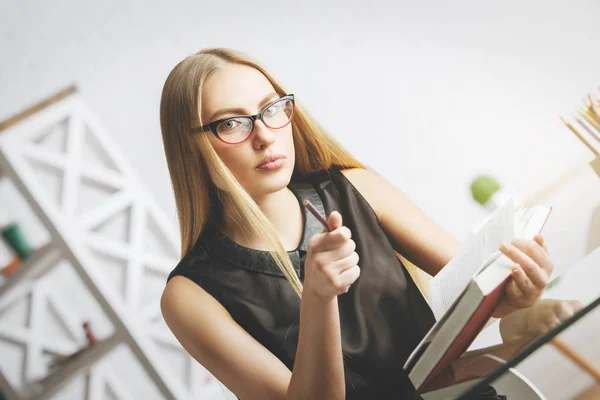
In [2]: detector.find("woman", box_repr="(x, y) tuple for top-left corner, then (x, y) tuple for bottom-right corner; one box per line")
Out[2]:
(159, 48), (554, 399)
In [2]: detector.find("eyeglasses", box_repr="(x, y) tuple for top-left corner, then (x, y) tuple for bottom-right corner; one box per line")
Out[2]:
(192, 94), (295, 144)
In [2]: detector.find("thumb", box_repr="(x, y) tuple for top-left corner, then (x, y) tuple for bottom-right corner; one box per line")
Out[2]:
(326, 211), (343, 232)
(534, 234), (548, 252)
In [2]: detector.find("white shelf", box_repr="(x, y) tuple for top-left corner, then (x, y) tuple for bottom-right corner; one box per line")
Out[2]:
(0, 89), (215, 400)
(21, 333), (122, 400)
(0, 240), (59, 299)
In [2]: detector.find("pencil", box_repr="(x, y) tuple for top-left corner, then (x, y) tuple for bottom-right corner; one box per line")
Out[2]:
(560, 117), (599, 156)
(538, 206), (553, 235)
(586, 94), (600, 125)
(576, 117), (600, 145)
(578, 108), (600, 134)
(302, 199), (333, 232)
(551, 337), (600, 383)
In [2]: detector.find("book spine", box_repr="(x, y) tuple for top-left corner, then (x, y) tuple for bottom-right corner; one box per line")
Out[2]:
(417, 279), (508, 393)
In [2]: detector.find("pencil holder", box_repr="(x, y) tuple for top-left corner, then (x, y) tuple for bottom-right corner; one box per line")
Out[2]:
(1, 222), (33, 259)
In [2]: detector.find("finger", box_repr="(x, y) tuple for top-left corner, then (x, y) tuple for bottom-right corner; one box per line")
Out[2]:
(337, 265), (361, 290)
(569, 300), (585, 313)
(327, 211), (343, 231)
(500, 241), (549, 288)
(554, 302), (576, 322)
(541, 304), (562, 329)
(513, 238), (552, 273)
(542, 314), (562, 332)
(506, 280), (526, 306)
(534, 234), (549, 253)
(331, 251), (359, 273)
(521, 238), (553, 281)
(515, 238), (553, 277)
(328, 239), (357, 262)
(511, 264), (538, 297)
(320, 226), (352, 250)
(501, 242), (546, 287)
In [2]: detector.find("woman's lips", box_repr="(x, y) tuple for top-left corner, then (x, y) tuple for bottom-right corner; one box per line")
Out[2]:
(256, 158), (286, 171)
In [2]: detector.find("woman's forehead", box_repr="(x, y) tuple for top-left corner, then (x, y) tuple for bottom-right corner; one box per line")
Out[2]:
(201, 64), (275, 116)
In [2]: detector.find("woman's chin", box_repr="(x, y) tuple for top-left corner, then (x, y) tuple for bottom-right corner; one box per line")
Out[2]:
(249, 167), (293, 194)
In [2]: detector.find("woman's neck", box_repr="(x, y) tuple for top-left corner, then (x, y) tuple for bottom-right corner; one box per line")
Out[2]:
(220, 187), (304, 251)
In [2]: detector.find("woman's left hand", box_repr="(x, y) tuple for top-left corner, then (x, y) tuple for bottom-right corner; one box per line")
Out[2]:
(499, 298), (584, 342)
(492, 234), (554, 318)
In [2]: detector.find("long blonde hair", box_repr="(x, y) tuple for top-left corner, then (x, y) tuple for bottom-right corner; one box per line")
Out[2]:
(159, 48), (429, 298)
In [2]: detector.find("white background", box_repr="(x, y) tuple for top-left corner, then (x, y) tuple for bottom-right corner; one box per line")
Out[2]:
(1, 0), (598, 241)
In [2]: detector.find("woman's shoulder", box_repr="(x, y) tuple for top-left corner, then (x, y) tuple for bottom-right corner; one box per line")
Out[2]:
(337, 167), (376, 187)
(166, 242), (212, 285)
(336, 168), (386, 221)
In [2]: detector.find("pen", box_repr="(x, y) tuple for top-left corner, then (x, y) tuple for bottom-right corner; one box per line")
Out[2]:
(302, 199), (333, 232)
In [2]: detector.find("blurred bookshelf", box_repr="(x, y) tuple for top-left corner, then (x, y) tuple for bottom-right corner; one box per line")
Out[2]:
(0, 87), (223, 400)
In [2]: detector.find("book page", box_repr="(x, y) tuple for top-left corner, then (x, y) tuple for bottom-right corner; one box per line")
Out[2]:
(430, 199), (515, 320)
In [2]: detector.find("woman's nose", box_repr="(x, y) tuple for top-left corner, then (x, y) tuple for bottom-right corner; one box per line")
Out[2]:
(252, 120), (276, 149)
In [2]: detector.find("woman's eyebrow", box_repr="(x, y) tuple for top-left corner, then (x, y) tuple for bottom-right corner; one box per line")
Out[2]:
(207, 92), (279, 122)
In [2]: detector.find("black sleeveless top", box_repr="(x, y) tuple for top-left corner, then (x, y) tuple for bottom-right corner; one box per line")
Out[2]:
(167, 168), (499, 399)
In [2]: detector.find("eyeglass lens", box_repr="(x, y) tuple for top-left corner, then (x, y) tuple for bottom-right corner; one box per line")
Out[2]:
(215, 98), (294, 143)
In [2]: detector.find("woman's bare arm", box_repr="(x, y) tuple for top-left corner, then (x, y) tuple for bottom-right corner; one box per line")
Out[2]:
(287, 294), (345, 399)
(161, 275), (345, 400)
(340, 168), (554, 321)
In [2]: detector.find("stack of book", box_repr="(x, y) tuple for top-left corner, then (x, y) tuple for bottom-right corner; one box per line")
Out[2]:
(403, 198), (553, 397)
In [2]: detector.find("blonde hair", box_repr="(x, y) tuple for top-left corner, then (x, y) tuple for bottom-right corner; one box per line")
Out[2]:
(159, 47), (429, 298)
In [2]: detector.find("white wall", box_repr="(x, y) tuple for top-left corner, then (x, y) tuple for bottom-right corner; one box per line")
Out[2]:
(2, 0), (598, 241)
(1, 0), (599, 398)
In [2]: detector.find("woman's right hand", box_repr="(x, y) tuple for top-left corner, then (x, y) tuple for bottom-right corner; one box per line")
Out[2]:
(303, 211), (361, 300)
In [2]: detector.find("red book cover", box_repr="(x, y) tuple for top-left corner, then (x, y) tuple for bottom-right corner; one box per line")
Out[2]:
(421, 338), (531, 393)
(417, 277), (510, 392)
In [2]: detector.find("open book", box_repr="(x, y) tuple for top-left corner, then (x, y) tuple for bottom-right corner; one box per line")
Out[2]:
(403, 198), (552, 394)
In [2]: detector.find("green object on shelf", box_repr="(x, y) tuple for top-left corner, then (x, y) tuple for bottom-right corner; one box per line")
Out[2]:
(470, 175), (501, 206)
(1, 222), (34, 259)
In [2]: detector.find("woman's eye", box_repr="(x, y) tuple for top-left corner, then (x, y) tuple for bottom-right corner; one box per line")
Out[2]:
(219, 119), (241, 131)
(264, 103), (282, 116)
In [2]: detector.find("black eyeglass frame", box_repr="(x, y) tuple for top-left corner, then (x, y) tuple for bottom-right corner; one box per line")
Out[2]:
(191, 94), (295, 144)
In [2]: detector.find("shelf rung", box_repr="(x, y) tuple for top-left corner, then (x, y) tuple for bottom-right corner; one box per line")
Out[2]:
(21, 333), (123, 400)
(0, 241), (60, 299)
